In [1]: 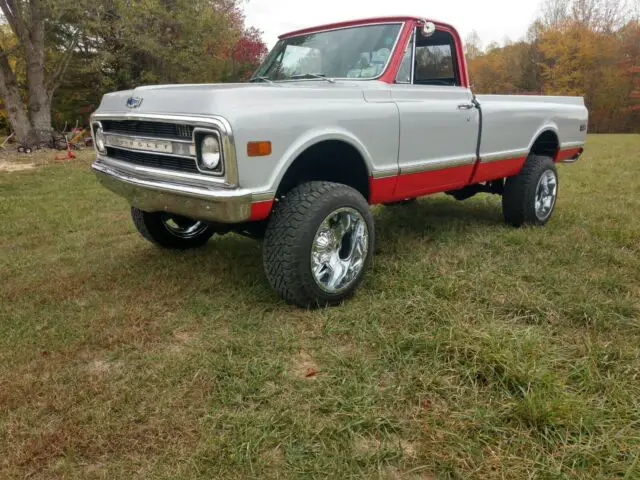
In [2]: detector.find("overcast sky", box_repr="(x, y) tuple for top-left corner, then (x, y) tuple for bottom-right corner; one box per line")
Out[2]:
(243, 0), (542, 49)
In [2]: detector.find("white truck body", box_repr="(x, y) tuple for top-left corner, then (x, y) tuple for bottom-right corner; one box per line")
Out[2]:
(90, 16), (588, 306)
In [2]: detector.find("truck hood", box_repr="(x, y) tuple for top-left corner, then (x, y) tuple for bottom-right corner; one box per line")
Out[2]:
(95, 81), (384, 119)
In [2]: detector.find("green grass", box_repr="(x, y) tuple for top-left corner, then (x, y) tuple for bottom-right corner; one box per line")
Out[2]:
(1, 135), (639, 479)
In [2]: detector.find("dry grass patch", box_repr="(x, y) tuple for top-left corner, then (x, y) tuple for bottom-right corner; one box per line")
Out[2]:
(289, 350), (320, 379)
(0, 161), (37, 172)
(1, 135), (639, 478)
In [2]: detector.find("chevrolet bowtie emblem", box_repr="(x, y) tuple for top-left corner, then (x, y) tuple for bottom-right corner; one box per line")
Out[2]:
(126, 97), (143, 109)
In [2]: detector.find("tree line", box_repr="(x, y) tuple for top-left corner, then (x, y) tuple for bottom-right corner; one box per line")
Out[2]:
(0, 0), (266, 146)
(466, 0), (640, 133)
(1, 0), (638, 146)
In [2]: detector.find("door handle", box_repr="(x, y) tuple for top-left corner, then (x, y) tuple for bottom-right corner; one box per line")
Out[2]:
(458, 103), (475, 110)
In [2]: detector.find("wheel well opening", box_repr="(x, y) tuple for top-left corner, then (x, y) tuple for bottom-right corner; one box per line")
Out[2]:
(530, 131), (560, 159)
(276, 140), (370, 200)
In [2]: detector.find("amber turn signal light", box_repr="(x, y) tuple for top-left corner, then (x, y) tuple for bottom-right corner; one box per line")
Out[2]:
(247, 141), (272, 157)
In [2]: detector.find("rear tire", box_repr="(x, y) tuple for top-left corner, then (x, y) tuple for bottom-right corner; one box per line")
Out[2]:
(502, 154), (558, 227)
(263, 181), (375, 308)
(131, 207), (215, 249)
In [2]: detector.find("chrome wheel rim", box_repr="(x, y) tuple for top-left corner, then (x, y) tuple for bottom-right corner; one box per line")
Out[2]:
(161, 214), (208, 239)
(311, 207), (369, 294)
(535, 170), (558, 221)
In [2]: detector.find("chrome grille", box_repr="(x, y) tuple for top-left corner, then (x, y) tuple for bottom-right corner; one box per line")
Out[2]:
(177, 124), (192, 138)
(98, 119), (200, 175)
(93, 114), (236, 186)
(101, 120), (194, 140)
(107, 148), (199, 173)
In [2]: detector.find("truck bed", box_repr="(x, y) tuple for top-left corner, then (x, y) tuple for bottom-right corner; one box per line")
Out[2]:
(476, 94), (588, 162)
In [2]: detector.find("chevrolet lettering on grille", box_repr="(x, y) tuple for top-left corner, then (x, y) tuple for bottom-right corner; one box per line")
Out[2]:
(105, 135), (173, 154)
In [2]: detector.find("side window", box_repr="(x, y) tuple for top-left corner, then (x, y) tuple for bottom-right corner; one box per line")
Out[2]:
(415, 45), (455, 84)
(395, 33), (414, 84)
(413, 29), (460, 86)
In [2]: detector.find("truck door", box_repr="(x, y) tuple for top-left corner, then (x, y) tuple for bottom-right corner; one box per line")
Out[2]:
(390, 27), (479, 198)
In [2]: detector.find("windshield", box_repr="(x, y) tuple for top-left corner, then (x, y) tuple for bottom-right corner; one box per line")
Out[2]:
(252, 23), (403, 81)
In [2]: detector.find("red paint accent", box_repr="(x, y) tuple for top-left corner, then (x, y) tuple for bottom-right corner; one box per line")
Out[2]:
(369, 147), (587, 205)
(417, 20), (470, 88)
(379, 21), (415, 84)
(279, 17), (468, 87)
(555, 147), (583, 162)
(279, 16), (424, 39)
(470, 156), (527, 184)
(369, 164), (473, 204)
(249, 200), (274, 221)
(368, 175), (398, 204)
(395, 164), (473, 198)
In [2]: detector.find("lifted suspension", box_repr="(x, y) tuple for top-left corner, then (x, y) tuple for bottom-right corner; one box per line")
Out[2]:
(446, 179), (504, 201)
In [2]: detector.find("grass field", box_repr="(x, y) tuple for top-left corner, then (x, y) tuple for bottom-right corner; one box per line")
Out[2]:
(1, 135), (639, 479)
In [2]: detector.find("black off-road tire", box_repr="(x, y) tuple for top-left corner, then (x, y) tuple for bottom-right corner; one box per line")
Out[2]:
(263, 181), (375, 308)
(131, 207), (215, 249)
(502, 154), (558, 227)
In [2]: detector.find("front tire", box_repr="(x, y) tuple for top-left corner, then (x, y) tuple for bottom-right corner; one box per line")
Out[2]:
(263, 181), (375, 308)
(502, 155), (558, 227)
(131, 207), (216, 249)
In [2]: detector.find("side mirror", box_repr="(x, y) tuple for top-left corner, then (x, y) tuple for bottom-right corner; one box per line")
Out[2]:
(421, 21), (436, 37)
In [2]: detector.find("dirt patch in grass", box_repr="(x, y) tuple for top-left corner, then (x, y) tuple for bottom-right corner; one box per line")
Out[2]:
(354, 435), (381, 454)
(289, 350), (320, 379)
(261, 446), (285, 467)
(165, 328), (202, 356)
(0, 160), (37, 172)
(87, 359), (123, 378)
(0, 146), (94, 171)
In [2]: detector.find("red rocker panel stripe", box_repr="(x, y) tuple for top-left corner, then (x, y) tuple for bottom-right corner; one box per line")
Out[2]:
(368, 176), (398, 204)
(470, 156), (527, 184)
(257, 147), (586, 218)
(395, 164), (473, 198)
(369, 164), (473, 204)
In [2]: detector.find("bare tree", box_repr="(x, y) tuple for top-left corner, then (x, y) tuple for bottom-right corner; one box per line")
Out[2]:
(573, 0), (629, 30)
(539, 0), (571, 26)
(539, 0), (630, 31)
(0, 0), (78, 146)
(464, 31), (483, 60)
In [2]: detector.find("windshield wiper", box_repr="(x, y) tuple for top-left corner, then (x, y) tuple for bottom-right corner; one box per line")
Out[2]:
(249, 76), (275, 84)
(289, 73), (336, 83)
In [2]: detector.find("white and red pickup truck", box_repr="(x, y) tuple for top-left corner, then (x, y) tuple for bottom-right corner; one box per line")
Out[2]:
(91, 16), (588, 307)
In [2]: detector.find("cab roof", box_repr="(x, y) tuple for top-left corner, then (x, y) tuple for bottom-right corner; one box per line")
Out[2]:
(279, 16), (457, 39)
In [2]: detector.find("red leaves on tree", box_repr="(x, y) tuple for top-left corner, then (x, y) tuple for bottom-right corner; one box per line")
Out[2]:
(232, 27), (268, 65)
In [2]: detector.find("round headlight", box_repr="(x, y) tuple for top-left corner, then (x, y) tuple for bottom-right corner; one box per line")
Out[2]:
(94, 125), (106, 153)
(200, 135), (221, 170)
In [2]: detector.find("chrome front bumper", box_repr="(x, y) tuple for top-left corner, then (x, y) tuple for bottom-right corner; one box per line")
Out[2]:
(92, 160), (256, 224)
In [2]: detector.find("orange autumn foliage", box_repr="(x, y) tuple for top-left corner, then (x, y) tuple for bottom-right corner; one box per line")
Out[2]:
(468, 20), (640, 133)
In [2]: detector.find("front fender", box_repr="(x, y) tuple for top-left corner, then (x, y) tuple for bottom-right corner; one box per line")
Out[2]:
(270, 128), (375, 193)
